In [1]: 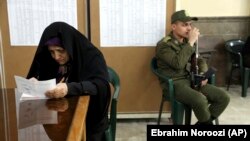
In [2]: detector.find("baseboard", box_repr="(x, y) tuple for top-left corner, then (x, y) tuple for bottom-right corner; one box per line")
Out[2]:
(116, 112), (171, 119)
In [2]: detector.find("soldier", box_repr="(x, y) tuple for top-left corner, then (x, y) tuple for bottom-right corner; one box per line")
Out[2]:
(155, 10), (230, 125)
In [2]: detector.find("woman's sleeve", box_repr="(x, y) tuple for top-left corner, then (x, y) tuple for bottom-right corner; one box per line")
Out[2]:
(66, 81), (97, 96)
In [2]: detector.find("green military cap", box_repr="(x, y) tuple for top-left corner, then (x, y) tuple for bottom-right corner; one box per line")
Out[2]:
(171, 10), (198, 24)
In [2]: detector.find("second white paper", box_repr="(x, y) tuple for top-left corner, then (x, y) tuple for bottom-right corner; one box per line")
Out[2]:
(14, 75), (56, 100)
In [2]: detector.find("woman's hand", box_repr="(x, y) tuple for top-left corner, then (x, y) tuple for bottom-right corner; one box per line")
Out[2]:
(45, 83), (68, 98)
(29, 77), (38, 82)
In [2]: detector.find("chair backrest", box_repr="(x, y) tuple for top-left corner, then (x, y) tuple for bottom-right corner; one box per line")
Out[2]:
(225, 39), (245, 53)
(106, 66), (120, 141)
(151, 57), (158, 73)
(150, 57), (174, 101)
(150, 57), (171, 82)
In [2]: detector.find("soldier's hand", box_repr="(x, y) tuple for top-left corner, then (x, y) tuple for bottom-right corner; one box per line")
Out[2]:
(201, 79), (208, 86)
(188, 27), (200, 46)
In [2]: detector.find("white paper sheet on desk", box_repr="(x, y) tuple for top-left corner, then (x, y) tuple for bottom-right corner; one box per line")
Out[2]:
(18, 99), (58, 129)
(14, 75), (56, 100)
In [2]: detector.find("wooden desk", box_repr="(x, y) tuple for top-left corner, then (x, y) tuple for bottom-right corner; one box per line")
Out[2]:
(0, 89), (89, 141)
(67, 95), (89, 141)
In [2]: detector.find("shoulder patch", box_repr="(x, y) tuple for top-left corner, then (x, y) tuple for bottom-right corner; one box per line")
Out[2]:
(162, 36), (171, 43)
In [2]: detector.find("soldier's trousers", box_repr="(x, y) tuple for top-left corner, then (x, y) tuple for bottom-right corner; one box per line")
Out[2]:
(173, 79), (230, 122)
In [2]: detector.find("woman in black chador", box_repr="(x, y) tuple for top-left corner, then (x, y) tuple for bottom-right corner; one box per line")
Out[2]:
(27, 22), (111, 141)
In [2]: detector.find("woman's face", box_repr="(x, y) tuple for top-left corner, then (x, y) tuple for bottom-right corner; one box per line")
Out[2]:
(48, 46), (69, 65)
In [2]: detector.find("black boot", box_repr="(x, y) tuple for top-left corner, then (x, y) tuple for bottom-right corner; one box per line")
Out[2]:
(195, 118), (213, 125)
(195, 121), (213, 125)
(211, 116), (216, 121)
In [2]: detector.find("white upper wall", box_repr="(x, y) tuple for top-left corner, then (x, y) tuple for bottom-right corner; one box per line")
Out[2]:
(176, 0), (250, 17)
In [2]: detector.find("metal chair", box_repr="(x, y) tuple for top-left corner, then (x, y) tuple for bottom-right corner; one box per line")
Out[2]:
(225, 39), (250, 97)
(150, 57), (219, 125)
(105, 66), (120, 141)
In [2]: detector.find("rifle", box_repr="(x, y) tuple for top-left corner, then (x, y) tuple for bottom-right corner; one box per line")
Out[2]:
(190, 39), (217, 89)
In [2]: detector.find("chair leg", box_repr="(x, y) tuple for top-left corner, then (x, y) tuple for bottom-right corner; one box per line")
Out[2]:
(157, 96), (165, 125)
(173, 102), (185, 125)
(242, 68), (250, 97)
(227, 66), (233, 91)
(184, 107), (192, 125)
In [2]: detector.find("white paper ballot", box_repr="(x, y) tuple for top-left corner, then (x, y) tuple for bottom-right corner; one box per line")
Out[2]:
(14, 75), (56, 100)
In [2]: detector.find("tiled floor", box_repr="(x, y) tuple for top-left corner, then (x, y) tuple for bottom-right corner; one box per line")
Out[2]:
(115, 85), (250, 141)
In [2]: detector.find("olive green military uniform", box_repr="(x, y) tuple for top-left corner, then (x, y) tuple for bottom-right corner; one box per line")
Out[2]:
(155, 32), (230, 123)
